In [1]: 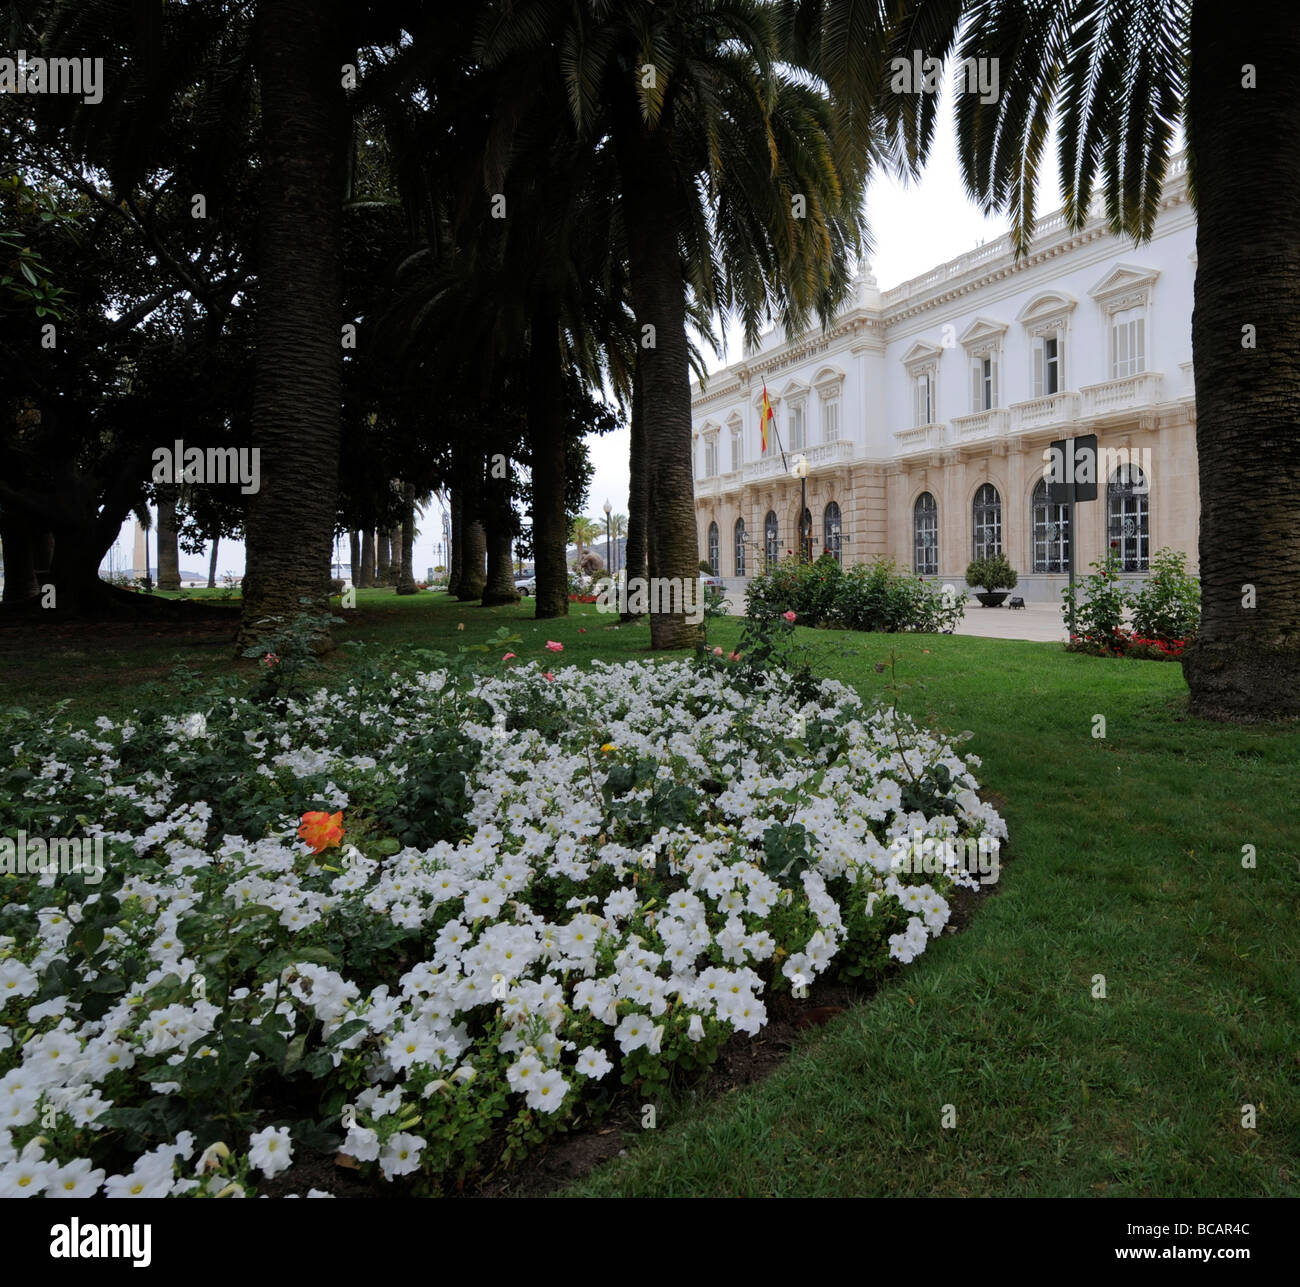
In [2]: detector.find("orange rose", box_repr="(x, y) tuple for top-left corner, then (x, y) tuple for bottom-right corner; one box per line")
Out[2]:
(298, 810), (345, 854)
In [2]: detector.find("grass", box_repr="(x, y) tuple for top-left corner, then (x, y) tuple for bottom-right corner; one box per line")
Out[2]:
(2, 590), (1296, 1196)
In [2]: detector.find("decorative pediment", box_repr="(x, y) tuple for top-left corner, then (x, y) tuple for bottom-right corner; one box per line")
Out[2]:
(901, 340), (945, 369)
(1016, 291), (1078, 328)
(1087, 262), (1160, 312)
(725, 411), (743, 429)
(958, 317), (1009, 353)
(811, 364), (847, 396)
(779, 377), (810, 401)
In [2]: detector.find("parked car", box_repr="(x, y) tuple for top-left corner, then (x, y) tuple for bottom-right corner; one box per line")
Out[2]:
(515, 575), (536, 596)
(700, 574), (725, 591)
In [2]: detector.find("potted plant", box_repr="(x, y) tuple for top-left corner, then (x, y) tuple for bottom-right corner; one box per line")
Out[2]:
(966, 553), (1018, 607)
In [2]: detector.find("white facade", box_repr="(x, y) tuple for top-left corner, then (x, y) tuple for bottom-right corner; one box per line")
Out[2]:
(693, 156), (1199, 601)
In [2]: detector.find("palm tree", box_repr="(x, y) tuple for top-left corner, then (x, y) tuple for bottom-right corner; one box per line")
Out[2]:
(235, 0), (349, 650)
(570, 516), (602, 568)
(480, 0), (869, 650)
(812, 0), (1300, 719)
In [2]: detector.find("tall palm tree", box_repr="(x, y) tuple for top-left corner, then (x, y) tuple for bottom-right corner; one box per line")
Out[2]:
(570, 516), (602, 567)
(480, 0), (869, 650)
(236, 0), (350, 649)
(811, 0), (1299, 719)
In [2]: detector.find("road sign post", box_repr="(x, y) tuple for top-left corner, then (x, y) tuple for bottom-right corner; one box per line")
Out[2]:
(1045, 434), (1098, 640)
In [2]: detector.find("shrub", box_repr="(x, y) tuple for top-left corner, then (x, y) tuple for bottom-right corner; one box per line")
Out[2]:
(1062, 548), (1128, 647)
(965, 554), (1018, 593)
(745, 556), (962, 634)
(1130, 548), (1200, 643)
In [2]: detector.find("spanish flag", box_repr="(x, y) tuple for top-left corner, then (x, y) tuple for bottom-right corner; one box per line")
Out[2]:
(761, 383), (774, 454)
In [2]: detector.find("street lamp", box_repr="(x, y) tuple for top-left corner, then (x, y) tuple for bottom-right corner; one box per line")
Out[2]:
(603, 499), (611, 578)
(790, 454), (810, 561)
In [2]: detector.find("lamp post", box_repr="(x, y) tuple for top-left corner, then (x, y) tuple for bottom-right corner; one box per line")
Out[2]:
(603, 499), (611, 578)
(790, 454), (810, 562)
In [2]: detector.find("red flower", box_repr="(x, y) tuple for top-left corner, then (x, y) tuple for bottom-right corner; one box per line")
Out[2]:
(298, 811), (344, 854)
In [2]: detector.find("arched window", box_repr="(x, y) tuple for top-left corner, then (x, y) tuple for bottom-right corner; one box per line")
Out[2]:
(1032, 478), (1071, 573)
(734, 518), (747, 577)
(823, 502), (842, 563)
(1108, 462), (1150, 571)
(914, 493), (938, 575)
(972, 483), (1002, 559)
(707, 521), (720, 577)
(764, 510), (779, 568)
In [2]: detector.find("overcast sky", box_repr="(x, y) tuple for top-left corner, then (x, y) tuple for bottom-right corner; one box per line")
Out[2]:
(103, 86), (1067, 583)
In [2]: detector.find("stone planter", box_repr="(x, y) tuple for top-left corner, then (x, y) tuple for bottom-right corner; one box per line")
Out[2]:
(975, 591), (1009, 607)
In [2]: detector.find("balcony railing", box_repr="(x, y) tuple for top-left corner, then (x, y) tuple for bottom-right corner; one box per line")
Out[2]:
(1009, 391), (1080, 432)
(892, 422), (946, 450)
(1079, 371), (1165, 417)
(950, 407), (1011, 441)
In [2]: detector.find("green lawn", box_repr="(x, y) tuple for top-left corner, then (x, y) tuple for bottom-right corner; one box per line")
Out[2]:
(2, 591), (1296, 1196)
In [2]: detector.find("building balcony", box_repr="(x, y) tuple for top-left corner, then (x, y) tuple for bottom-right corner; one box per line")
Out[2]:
(740, 437), (855, 483)
(1008, 391), (1081, 433)
(950, 407), (1011, 442)
(1079, 370), (1165, 419)
(892, 422), (947, 451)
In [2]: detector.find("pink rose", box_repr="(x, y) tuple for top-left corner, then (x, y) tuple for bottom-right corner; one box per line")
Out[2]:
(712, 646), (723, 656)
(782, 610), (797, 623)
(727, 652), (741, 662)
(545, 641), (563, 652)
(502, 652), (516, 661)
(543, 671), (554, 682)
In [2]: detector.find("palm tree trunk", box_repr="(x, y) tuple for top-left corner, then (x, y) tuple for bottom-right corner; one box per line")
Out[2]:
(236, 0), (347, 652)
(0, 514), (40, 603)
(376, 530), (391, 585)
(617, 133), (700, 650)
(456, 460), (487, 600)
(207, 535), (220, 588)
(447, 491), (463, 596)
(481, 463), (520, 606)
(622, 348), (648, 620)
(348, 530), (361, 587)
(528, 301), (568, 619)
(156, 485), (181, 591)
(396, 485), (417, 593)
(359, 528), (375, 587)
(1182, 4), (1300, 718)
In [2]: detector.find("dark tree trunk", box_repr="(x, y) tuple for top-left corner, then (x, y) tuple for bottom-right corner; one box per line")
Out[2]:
(0, 515), (40, 603)
(456, 459), (487, 600)
(387, 524), (402, 584)
(481, 474), (520, 606)
(528, 302), (568, 619)
(237, 0), (348, 651)
(207, 535), (220, 588)
(156, 485), (181, 591)
(616, 128), (700, 649)
(447, 489), (464, 596)
(376, 530), (391, 586)
(359, 528), (375, 587)
(396, 485), (417, 593)
(622, 347), (648, 620)
(1182, 4), (1300, 718)
(348, 530), (360, 587)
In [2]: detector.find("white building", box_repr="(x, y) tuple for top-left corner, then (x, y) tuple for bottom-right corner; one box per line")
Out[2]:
(693, 155), (1198, 601)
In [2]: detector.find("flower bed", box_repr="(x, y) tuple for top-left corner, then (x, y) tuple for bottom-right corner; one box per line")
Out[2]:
(0, 648), (1004, 1197)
